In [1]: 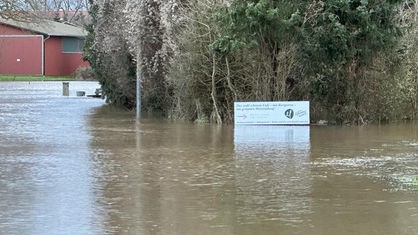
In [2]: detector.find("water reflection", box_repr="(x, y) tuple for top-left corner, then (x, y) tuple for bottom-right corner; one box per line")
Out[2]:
(88, 106), (236, 234)
(234, 126), (312, 228)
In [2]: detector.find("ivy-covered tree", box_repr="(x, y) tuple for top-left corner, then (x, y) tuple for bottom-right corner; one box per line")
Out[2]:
(83, 0), (136, 108)
(83, 0), (183, 112)
(124, 0), (185, 115)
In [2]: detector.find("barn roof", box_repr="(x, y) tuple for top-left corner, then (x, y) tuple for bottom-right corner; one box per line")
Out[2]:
(0, 18), (86, 37)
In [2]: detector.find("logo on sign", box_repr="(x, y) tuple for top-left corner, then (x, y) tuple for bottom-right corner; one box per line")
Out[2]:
(285, 109), (294, 119)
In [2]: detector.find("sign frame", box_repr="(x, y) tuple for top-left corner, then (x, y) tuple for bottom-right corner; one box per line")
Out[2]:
(234, 101), (310, 125)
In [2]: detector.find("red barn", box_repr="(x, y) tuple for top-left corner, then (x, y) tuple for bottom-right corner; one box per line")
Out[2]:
(0, 18), (89, 76)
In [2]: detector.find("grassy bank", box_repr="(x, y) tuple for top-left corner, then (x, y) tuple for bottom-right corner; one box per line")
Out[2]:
(0, 75), (74, 82)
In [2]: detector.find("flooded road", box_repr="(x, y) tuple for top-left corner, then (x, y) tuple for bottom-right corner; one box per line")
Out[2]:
(1, 82), (418, 234)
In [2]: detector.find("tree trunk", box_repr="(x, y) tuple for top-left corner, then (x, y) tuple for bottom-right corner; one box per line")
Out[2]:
(211, 53), (222, 124)
(225, 56), (237, 101)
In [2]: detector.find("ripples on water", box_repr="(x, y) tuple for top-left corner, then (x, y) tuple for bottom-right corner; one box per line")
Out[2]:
(310, 125), (418, 192)
(0, 82), (105, 235)
(312, 140), (418, 192)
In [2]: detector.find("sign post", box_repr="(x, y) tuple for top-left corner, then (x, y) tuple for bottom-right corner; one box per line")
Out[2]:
(136, 54), (141, 121)
(62, 82), (69, 96)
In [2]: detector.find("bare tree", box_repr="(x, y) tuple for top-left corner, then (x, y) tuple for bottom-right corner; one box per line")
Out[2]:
(0, 0), (38, 20)
(15, 0), (91, 24)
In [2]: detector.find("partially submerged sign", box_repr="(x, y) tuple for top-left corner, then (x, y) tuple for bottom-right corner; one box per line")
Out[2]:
(234, 101), (310, 125)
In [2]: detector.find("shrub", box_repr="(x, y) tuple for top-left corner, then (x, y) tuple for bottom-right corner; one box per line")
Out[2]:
(74, 66), (96, 81)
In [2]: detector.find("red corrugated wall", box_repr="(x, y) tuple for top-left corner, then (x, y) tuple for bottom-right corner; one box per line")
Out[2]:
(0, 24), (43, 75)
(0, 36), (43, 75)
(0, 23), (89, 76)
(44, 36), (89, 76)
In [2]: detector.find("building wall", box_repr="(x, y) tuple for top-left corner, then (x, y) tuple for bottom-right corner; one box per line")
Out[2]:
(44, 36), (89, 76)
(0, 23), (88, 76)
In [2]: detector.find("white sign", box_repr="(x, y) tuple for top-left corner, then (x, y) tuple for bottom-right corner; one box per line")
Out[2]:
(234, 101), (309, 125)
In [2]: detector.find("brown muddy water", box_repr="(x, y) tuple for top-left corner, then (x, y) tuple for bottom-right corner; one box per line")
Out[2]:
(0, 82), (417, 235)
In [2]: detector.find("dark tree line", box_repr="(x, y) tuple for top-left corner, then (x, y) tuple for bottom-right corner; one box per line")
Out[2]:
(83, 0), (418, 124)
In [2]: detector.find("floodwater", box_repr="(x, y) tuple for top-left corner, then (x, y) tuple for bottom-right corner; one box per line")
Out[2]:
(0, 82), (417, 235)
